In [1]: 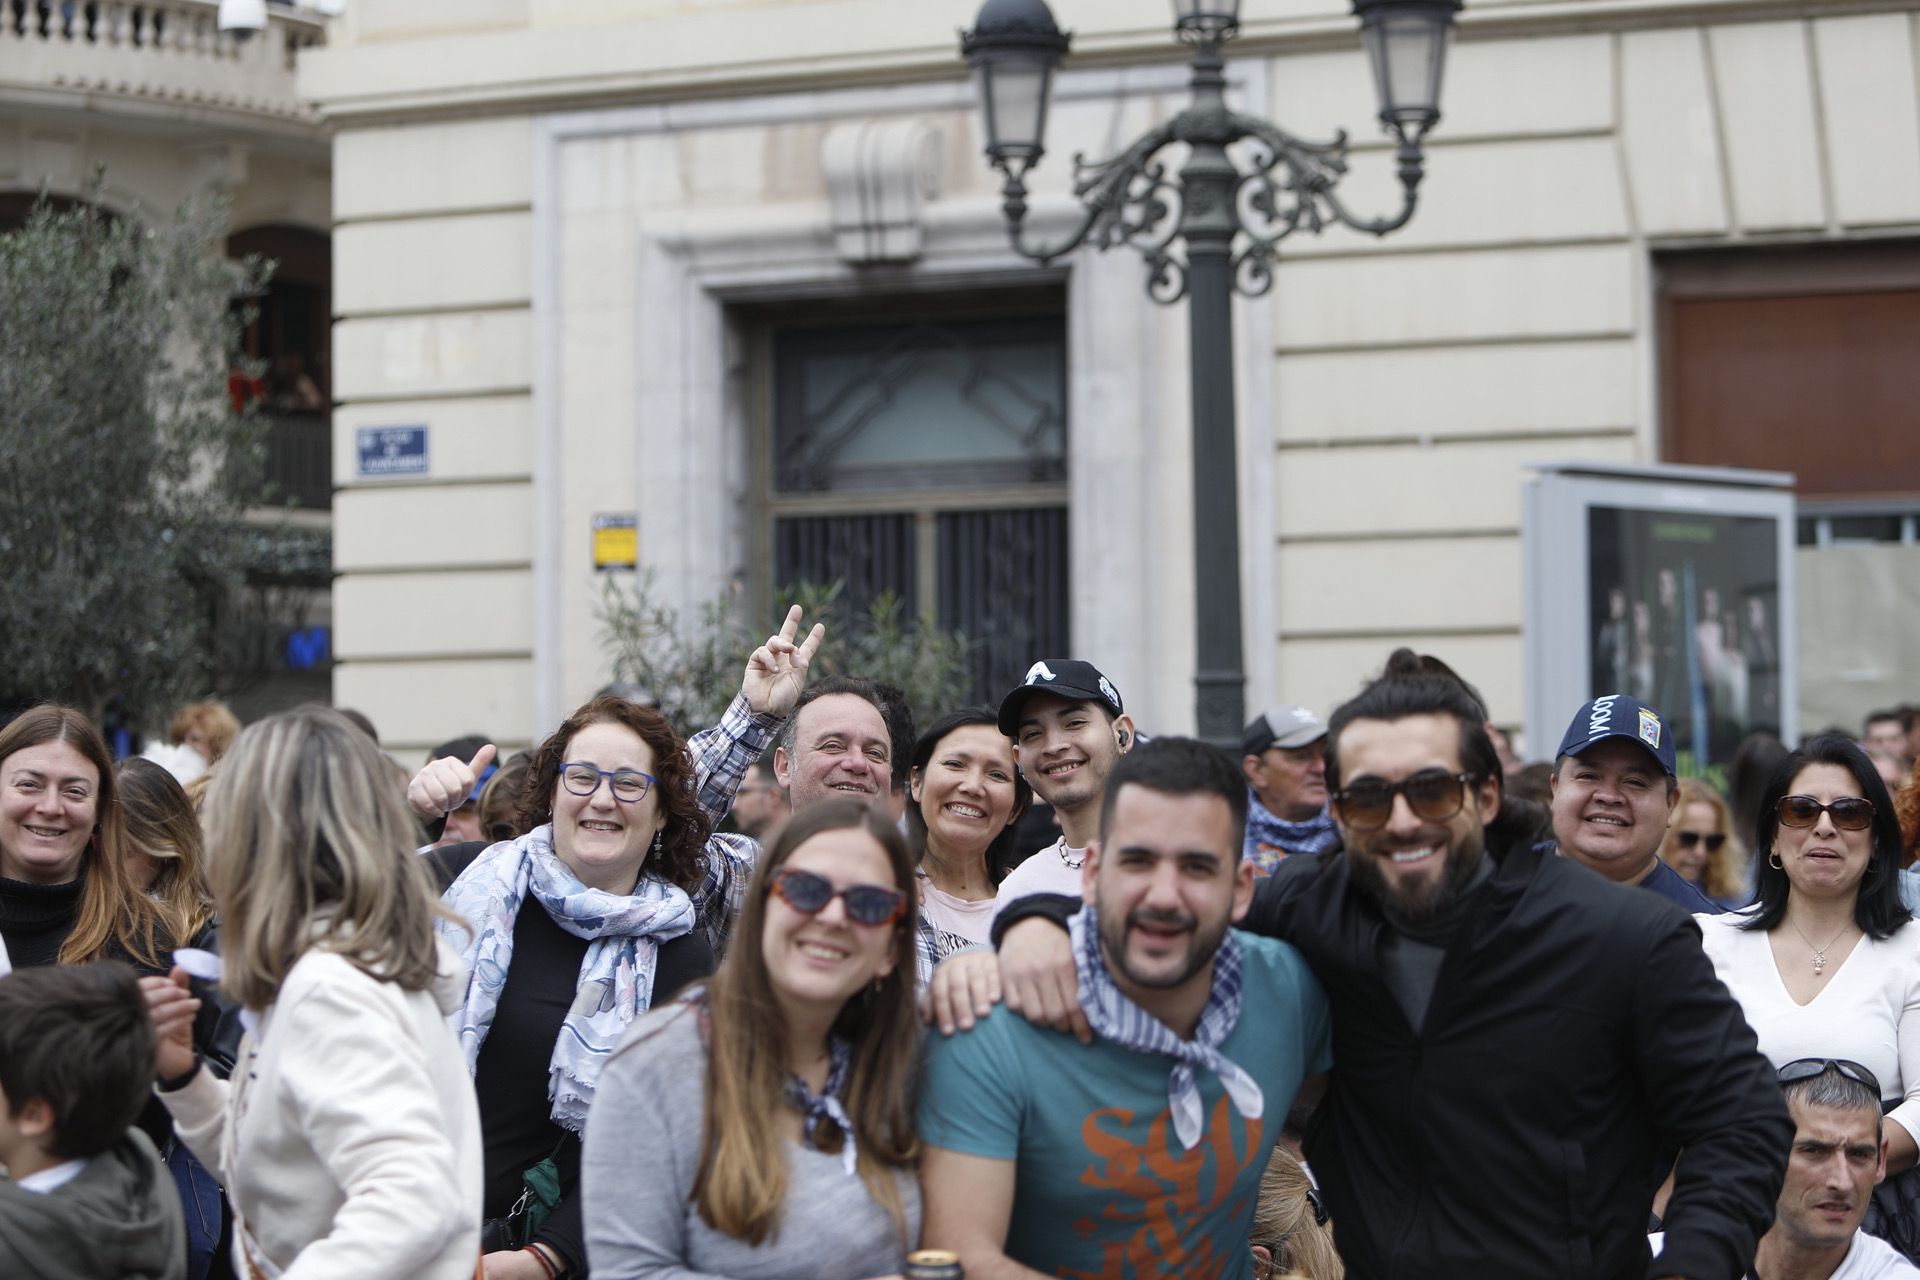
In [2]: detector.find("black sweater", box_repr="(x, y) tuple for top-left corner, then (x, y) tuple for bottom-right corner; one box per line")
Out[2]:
(0, 875), (85, 968)
(995, 837), (1793, 1280)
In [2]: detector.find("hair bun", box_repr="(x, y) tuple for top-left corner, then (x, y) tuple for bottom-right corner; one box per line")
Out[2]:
(1382, 648), (1425, 678)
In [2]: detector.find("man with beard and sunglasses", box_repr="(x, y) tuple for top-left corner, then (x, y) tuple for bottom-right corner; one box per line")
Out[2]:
(916, 738), (1331, 1279)
(981, 649), (1791, 1280)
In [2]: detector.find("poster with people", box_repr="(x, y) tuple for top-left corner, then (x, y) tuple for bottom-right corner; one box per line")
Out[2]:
(1522, 463), (1796, 784)
(1586, 506), (1783, 776)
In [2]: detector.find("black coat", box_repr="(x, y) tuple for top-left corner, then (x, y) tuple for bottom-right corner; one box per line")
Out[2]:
(1246, 836), (1790, 1280)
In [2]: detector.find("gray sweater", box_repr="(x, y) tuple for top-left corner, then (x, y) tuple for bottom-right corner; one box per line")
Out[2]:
(582, 1001), (921, 1280)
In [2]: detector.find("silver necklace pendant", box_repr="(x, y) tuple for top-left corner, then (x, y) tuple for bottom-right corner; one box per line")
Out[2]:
(1813, 953), (1827, 977)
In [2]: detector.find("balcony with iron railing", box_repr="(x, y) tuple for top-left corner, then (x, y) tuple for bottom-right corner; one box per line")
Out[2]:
(0, 1), (328, 131)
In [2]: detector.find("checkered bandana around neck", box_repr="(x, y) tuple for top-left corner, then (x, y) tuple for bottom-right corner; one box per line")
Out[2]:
(1068, 904), (1265, 1150)
(683, 986), (859, 1175)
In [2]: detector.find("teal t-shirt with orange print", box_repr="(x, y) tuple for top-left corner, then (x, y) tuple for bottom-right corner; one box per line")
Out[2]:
(917, 930), (1332, 1280)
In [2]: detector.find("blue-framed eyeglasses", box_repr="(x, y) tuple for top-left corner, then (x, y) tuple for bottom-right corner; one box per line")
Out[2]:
(559, 762), (654, 803)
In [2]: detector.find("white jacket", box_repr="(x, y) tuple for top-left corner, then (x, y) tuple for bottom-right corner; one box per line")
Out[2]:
(161, 940), (483, 1280)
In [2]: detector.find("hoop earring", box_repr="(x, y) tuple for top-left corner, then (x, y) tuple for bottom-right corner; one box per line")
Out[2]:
(1768, 851), (1783, 870)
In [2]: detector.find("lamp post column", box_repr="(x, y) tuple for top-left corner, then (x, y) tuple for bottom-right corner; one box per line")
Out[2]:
(961, 0), (1458, 744)
(1179, 40), (1247, 747)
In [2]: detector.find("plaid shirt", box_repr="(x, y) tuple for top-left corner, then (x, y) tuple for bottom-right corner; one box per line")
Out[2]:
(915, 913), (942, 988)
(685, 693), (784, 960)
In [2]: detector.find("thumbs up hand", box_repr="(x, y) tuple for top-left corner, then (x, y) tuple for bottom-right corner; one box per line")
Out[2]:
(407, 743), (496, 818)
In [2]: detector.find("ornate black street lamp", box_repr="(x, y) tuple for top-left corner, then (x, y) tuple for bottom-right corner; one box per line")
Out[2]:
(962, 0), (1460, 744)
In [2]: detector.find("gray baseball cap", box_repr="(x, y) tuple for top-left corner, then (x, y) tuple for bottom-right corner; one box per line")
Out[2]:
(1242, 705), (1328, 755)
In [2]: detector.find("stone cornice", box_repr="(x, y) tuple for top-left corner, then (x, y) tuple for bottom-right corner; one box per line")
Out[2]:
(300, 0), (1912, 127)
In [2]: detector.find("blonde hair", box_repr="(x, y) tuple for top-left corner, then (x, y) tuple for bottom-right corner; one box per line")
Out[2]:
(183, 770), (214, 813)
(116, 757), (216, 943)
(691, 800), (919, 1246)
(168, 700), (241, 763)
(1251, 1148), (1344, 1280)
(0, 706), (171, 968)
(203, 705), (453, 1010)
(1659, 777), (1747, 902)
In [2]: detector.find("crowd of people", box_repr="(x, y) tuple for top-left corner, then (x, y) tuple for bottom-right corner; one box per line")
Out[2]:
(5, 611), (1920, 1280)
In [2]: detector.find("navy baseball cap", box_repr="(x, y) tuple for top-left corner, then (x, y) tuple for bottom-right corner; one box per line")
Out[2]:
(998, 659), (1125, 736)
(1555, 694), (1677, 776)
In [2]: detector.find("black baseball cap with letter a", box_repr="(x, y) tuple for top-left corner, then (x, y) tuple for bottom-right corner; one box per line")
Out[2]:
(997, 659), (1125, 736)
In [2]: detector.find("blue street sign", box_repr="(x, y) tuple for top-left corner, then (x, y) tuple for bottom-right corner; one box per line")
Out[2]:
(355, 425), (429, 477)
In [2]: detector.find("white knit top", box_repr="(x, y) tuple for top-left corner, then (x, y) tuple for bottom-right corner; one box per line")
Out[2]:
(1697, 910), (1920, 1140)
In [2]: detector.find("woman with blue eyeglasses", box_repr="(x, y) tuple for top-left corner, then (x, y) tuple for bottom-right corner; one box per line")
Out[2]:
(421, 610), (824, 1280)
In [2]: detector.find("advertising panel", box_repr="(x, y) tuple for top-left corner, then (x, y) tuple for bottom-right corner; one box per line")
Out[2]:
(1523, 463), (1796, 784)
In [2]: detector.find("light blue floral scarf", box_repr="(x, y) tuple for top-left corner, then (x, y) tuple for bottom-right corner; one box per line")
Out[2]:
(440, 824), (696, 1134)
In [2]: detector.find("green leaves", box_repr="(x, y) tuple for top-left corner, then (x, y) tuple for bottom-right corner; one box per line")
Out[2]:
(595, 573), (976, 737)
(0, 183), (276, 718)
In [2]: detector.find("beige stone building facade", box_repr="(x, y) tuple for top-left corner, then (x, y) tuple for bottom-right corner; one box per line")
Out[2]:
(305, 0), (1920, 757)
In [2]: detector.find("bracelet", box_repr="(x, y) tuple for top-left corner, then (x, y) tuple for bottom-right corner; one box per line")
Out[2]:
(157, 1057), (203, 1093)
(522, 1245), (558, 1280)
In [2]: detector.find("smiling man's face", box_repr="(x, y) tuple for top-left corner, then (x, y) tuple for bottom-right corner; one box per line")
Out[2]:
(1332, 713), (1500, 926)
(774, 693), (892, 812)
(1014, 693), (1128, 818)
(1550, 739), (1678, 884)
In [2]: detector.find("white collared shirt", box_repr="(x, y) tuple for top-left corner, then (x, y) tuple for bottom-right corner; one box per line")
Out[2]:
(13, 1158), (89, 1195)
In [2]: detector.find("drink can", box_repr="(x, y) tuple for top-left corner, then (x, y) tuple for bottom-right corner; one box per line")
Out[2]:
(904, 1250), (964, 1280)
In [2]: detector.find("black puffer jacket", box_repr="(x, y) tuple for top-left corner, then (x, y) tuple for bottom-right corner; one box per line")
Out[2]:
(1246, 835), (1789, 1280)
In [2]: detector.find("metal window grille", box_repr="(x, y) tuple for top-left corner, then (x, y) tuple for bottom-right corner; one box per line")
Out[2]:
(759, 303), (1071, 702)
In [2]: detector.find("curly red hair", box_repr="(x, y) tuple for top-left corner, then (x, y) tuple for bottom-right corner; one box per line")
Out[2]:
(1896, 755), (1920, 868)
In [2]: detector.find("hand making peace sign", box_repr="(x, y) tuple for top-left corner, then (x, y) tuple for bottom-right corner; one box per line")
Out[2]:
(739, 604), (826, 720)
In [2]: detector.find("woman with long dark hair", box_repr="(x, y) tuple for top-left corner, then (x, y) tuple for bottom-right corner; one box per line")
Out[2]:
(1696, 733), (1920, 1258)
(905, 708), (1030, 984)
(116, 757), (217, 946)
(582, 799), (921, 1278)
(0, 706), (172, 973)
(116, 754), (237, 1280)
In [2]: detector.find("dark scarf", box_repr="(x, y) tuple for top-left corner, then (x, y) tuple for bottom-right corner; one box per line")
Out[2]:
(783, 1036), (857, 1175)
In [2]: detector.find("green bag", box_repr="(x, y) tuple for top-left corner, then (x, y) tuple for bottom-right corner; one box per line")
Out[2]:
(503, 1155), (564, 1248)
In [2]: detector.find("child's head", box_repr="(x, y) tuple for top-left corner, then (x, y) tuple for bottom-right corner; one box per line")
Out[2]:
(0, 962), (154, 1176)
